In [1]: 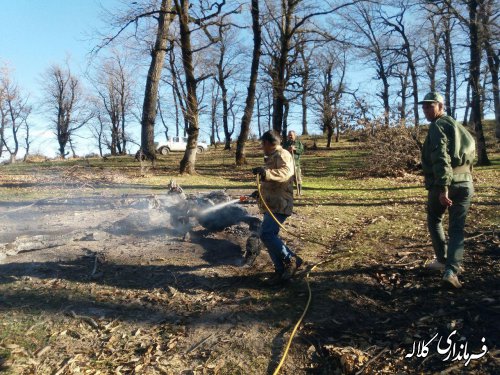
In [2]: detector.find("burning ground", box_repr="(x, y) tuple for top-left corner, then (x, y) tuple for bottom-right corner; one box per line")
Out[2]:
(0, 141), (499, 374)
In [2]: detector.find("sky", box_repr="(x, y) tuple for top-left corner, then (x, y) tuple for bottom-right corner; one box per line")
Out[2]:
(0, 0), (122, 158)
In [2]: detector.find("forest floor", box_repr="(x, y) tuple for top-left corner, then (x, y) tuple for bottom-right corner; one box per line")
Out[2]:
(0, 129), (499, 374)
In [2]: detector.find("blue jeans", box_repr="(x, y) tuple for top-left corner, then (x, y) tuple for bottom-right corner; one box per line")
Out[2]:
(259, 213), (295, 273)
(427, 181), (474, 273)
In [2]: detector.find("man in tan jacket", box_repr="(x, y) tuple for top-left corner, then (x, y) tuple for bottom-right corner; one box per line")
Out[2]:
(252, 130), (303, 283)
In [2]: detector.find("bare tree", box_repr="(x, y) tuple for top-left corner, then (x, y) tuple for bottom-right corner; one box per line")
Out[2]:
(236, 0), (262, 165)
(255, 91), (263, 138)
(343, 3), (396, 127)
(395, 63), (410, 125)
(174, 0), (237, 174)
(0, 69), (32, 163)
(425, 1), (459, 118)
(166, 39), (189, 136)
(313, 49), (346, 147)
(89, 103), (106, 157)
(468, 0), (490, 165)
(41, 63), (91, 158)
(262, 0), (368, 135)
(210, 79), (221, 146)
(97, 0), (180, 161)
(297, 39), (315, 136)
(157, 95), (170, 141)
(380, 1), (420, 127)
(480, 0), (499, 138)
(22, 117), (33, 162)
(442, 0), (490, 165)
(422, 11), (443, 93)
(140, 0), (175, 161)
(0, 68), (6, 160)
(441, 10), (458, 118)
(214, 21), (240, 150)
(176, 0), (202, 174)
(90, 52), (134, 155)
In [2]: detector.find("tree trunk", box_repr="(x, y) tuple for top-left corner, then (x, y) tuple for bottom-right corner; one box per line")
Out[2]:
(0, 119), (4, 160)
(463, 79), (471, 126)
(451, 43), (457, 119)
(399, 65), (409, 126)
(172, 82), (180, 137)
(326, 126), (333, 148)
(484, 40), (500, 138)
(69, 138), (77, 158)
(282, 100), (289, 140)
(267, 90), (272, 131)
(120, 112), (127, 155)
(220, 78), (231, 150)
(272, 0), (294, 134)
(334, 112), (340, 143)
(256, 93), (262, 138)
(58, 124), (69, 159)
(299, 45), (309, 136)
(468, 0), (490, 165)
(168, 40), (188, 138)
(379, 65), (390, 127)
(408, 56), (419, 127)
(399, 33), (419, 127)
(177, 0), (200, 175)
(215, 39), (232, 151)
(140, 0), (172, 162)
(443, 15), (455, 117)
(98, 130), (103, 157)
(301, 88), (308, 135)
(210, 85), (218, 146)
(481, 0), (499, 138)
(111, 125), (118, 155)
(235, 0), (261, 165)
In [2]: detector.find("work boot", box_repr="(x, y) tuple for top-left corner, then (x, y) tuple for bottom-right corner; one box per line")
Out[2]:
(243, 235), (261, 267)
(442, 269), (462, 288)
(425, 259), (445, 271)
(263, 271), (285, 286)
(243, 251), (258, 267)
(282, 256), (303, 280)
(426, 259), (464, 274)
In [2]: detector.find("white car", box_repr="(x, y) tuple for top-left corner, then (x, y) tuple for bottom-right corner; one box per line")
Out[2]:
(156, 136), (209, 155)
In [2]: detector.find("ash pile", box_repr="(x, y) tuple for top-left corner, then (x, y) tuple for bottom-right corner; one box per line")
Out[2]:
(166, 181), (262, 264)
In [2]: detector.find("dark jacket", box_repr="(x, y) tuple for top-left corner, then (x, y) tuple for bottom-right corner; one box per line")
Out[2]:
(421, 115), (475, 190)
(283, 139), (304, 166)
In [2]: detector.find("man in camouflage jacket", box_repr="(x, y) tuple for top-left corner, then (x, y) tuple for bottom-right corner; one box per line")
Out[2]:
(420, 92), (476, 288)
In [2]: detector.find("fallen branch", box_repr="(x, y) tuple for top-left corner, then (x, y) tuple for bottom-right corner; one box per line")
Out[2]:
(355, 347), (389, 375)
(464, 232), (488, 242)
(186, 334), (214, 354)
(53, 354), (80, 375)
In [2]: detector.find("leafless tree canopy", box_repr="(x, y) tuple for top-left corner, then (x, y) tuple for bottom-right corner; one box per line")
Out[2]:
(0, 66), (32, 163)
(41, 63), (93, 159)
(2, 0), (497, 165)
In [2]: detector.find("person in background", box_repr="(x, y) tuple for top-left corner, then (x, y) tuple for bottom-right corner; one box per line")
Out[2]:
(283, 130), (305, 196)
(252, 130), (303, 284)
(420, 92), (476, 288)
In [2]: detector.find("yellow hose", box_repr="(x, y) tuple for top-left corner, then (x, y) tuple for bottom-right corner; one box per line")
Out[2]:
(256, 175), (345, 375)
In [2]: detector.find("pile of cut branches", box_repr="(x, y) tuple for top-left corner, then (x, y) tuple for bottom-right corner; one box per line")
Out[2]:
(357, 126), (423, 178)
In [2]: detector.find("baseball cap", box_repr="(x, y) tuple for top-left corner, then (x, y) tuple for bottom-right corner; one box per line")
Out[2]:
(418, 92), (444, 104)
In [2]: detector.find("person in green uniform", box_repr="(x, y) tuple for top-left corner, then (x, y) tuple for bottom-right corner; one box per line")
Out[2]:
(283, 131), (305, 196)
(420, 92), (476, 288)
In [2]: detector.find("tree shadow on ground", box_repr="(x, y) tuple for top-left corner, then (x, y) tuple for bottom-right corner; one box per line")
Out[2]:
(0, 235), (497, 374)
